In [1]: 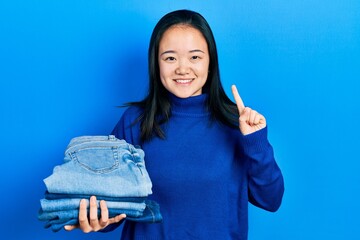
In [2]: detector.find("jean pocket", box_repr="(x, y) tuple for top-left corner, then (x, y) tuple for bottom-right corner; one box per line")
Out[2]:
(69, 146), (119, 173)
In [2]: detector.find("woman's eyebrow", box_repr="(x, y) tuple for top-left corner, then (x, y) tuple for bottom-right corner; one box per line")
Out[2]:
(189, 49), (205, 53)
(160, 50), (176, 56)
(160, 49), (205, 56)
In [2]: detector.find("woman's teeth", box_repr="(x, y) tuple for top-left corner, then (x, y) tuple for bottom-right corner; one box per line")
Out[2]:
(175, 79), (192, 83)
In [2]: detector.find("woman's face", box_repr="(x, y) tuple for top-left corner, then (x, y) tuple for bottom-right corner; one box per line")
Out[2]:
(158, 25), (210, 98)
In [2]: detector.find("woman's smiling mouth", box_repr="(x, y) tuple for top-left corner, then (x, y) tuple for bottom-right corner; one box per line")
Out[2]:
(174, 78), (194, 84)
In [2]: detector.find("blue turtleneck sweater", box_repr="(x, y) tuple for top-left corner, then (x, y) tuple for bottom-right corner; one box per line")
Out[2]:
(111, 94), (284, 240)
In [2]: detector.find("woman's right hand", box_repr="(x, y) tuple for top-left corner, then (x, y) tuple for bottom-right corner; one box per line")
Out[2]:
(64, 196), (126, 233)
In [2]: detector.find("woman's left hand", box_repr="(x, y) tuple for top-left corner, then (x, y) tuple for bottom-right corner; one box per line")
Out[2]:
(231, 85), (267, 135)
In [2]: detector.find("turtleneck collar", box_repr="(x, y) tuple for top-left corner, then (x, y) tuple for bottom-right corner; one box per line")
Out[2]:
(168, 93), (210, 117)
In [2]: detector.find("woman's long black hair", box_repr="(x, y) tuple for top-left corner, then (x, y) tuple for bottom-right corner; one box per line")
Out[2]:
(126, 9), (239, 142)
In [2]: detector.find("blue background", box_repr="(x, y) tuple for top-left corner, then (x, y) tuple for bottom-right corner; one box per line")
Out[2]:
(1, 0), (359, 239)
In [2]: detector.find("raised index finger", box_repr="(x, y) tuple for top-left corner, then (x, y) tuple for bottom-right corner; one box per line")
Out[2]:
(231, 85), (245, 113)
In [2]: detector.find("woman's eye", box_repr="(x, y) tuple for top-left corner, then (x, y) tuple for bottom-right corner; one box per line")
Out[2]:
(191, 56), (200, 60)
(165, 56), (176, 61)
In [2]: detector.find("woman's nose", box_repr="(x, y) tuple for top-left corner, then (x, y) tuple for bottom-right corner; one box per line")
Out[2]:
(175, 60), (190, 75)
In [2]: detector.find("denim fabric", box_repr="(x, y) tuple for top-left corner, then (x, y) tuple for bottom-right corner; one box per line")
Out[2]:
(39, 136), (162, 232)
(44, 191), (147, 203)
(44, 135), (152, 197)
(40, 198), (146, 212)
(128, 200), (162, 223)
(45, 218), (78, 232)
(40, 200), (162, 232)
(38, 207), (143, 221)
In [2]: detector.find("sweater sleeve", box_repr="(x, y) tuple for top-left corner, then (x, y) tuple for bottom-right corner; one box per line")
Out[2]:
(240, 127), (284, 212)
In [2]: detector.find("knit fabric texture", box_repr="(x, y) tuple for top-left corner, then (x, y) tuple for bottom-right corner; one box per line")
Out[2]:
(110, 93), (284, 240)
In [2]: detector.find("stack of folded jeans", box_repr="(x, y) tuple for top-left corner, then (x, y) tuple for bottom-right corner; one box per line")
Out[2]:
(38, 135), (162, 232)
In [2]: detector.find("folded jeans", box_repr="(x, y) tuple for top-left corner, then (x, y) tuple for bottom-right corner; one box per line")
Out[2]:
(40, 198), (146, 212)
(44, 135), (152, 197)
(40, 200), (163, 232)
(43, 191), (147, 203)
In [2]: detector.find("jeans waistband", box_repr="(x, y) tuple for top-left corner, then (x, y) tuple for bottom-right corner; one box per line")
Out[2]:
(40, 198), (146, 212)
(44, 191), (147, 202)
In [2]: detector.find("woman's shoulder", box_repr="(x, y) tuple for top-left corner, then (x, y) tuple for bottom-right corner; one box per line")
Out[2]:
(121, 105), (144, 120)
(111, 105), (144, 142)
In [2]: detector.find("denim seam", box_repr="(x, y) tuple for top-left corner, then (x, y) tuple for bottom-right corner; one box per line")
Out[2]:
(66, 141), (128, 154)
(122, 150), (144, 176)
(147, 204), (156, 223)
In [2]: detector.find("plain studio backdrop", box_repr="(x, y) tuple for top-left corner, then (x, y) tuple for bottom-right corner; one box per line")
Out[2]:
(0, 0), (359, 239)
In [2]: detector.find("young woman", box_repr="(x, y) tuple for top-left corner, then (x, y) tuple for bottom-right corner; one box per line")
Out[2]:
(65, 9), (284, 239)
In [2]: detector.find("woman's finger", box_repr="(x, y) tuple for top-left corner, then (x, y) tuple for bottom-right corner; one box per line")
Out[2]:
(108, 214), (127, 225)
(99, 200), (109, 227)
(254, 113), (261, 125)
(64, 224), (78, 231)
(78, 198), (92, 232)
(89, 196), (99, 229)
(239, 107), (250, 123)
(249, 110), (257, 126)
(231, 85), (245, 114)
